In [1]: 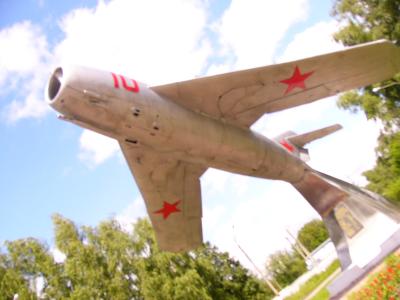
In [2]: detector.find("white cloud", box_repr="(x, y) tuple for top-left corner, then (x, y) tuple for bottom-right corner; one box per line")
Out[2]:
(78, 129), (120, 167)
(252, 97), (338, 138)
(213, 0), (309, 70)
(54, 0), (211, 85)
(115, 196), (147, 231)
(201, 168), (251, 208)
(201, 168), (233, 195)
(205, 63), (233, 76)
(5, 92), (49, 122)
(51, 247), (66, 263)
(278, 20), (343, 63)
(308, 116), (381, 185)
(0, 21), (48, 82)
(203, 203), (225, 233)
(0, 21), (52, 122)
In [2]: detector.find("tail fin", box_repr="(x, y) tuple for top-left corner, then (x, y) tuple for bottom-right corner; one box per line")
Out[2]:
(276, 124), (342, 161)
(293, 170), (400, 269)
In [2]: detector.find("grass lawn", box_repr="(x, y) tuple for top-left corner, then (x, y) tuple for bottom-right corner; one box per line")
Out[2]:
(284, 260), (340, 300)
(310, 287), (330, 300)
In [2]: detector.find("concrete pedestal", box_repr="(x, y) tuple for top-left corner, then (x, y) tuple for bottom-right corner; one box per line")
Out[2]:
(328, 225), (400, 299)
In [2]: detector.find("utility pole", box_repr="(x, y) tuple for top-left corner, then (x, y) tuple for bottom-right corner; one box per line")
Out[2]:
(286, 237), (307, 261)
(232, 226), (280, 295)
(286, 229), (317, 267)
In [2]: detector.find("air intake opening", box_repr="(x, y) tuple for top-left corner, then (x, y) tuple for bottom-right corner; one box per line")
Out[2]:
(48, 67), (63, 101)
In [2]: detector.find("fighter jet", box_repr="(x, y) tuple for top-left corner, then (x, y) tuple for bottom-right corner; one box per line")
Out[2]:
(46, 40), (400, 269)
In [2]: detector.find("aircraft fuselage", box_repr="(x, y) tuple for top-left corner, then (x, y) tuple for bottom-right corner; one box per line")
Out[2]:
(47, 65), (306, 183)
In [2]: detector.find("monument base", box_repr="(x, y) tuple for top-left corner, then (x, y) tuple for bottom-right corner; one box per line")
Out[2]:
(328, 225), (400, 299)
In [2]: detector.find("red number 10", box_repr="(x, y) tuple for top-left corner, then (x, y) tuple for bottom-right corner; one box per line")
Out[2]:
(111, 73), (140, 93)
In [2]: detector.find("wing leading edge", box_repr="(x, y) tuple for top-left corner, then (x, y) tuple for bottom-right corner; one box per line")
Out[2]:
(120, 142), (206, 252)
(151, 40), (400, 127)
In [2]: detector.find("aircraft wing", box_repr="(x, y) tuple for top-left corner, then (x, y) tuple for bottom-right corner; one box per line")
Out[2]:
(120, 142), (206, 252)
(151, 40), (400, 127)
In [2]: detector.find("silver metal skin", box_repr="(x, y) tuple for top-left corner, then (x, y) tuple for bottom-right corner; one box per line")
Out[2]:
(47, 66), (306, 182)
(46, 40), (400, 269)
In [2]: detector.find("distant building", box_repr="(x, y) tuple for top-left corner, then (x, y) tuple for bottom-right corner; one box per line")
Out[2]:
(306, 238), (337, 269)
(273, 239), (337, 300)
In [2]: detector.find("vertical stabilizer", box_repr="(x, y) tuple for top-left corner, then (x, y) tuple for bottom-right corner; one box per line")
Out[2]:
(275, 124), (342, 161)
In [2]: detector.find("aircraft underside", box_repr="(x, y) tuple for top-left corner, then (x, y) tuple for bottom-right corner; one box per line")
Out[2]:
(46, 40), (400, 269)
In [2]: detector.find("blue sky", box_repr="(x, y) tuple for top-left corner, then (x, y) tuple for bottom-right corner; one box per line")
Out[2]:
(0, 0), (381, 271)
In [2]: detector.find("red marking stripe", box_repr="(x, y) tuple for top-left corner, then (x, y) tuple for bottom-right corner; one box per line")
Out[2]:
(111, 72), (119, 88)
(120, 75), (139, 93)
(111, 73), (140, 93)
(280, 139), (295, 152)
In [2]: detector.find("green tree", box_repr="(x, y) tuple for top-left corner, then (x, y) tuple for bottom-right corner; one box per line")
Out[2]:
(0, 215), (273, 299)
(266, 250), (307, 287)
(333, 0), (400, 202)
(0, 245), (38, 300)
(333, 0), (400, 48)
(134, 219), (273, 300)
(52, 214), (141, 299)
(297, 219), (329, 252)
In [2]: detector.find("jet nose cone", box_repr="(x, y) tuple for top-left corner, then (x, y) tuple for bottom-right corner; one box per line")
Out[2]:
(46, 67), (64, 105)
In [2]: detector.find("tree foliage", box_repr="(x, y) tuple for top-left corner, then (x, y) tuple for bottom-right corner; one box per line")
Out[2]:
(0, 215), (273, 299)
(264, 220), (331, 288)
(333, 0), (400, 203)
(266, 250), (307, 288)
(297, 219), (329, 252)
(333, 0), (400, 46)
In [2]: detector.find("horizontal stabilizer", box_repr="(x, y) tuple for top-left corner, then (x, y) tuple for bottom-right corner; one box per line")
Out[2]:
(288, 124), (342, 147)
(275, 124), (342, 161)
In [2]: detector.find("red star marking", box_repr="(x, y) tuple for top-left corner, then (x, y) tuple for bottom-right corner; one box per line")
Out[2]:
(154, 200), (181, 219)
(280, 139), (295, 152)
(280, 65), (314, 95)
